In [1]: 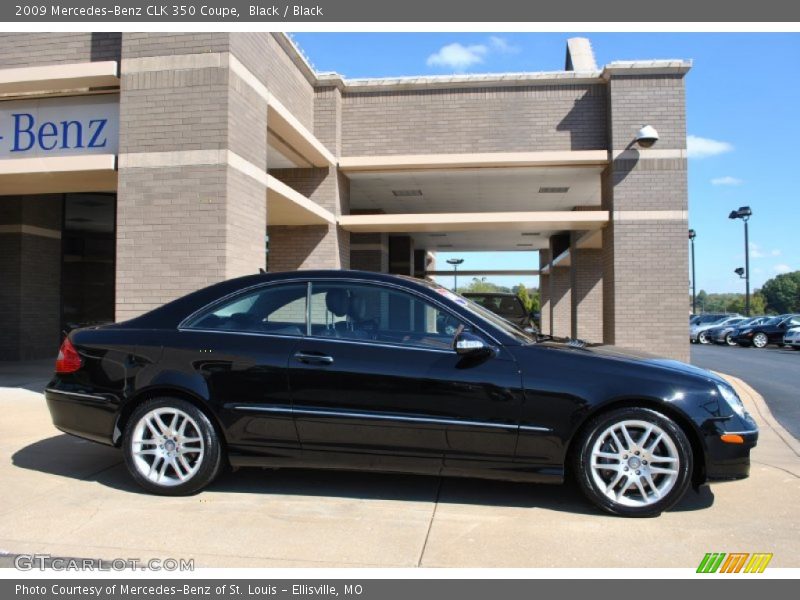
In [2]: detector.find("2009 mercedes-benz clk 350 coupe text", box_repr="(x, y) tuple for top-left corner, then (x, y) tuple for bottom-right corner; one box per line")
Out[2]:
(46, 271), (757, 516)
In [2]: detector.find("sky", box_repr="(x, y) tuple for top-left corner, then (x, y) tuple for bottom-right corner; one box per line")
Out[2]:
(293, 33), (800, 293)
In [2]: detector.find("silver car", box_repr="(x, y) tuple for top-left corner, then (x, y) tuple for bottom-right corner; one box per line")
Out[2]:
(690, 315), (742, 344)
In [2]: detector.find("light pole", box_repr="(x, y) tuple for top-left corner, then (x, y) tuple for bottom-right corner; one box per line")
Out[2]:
(446, 258), (464, 293)
(728, 206), (752, 316)
(688, 229), (697, 314)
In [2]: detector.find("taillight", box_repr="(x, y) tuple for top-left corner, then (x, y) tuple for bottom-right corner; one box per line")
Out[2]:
(55, 338), (82, 374)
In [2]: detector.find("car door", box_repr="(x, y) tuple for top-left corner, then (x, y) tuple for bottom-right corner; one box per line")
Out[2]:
(772, 316), (800, 343)
(176, 281), (309, 459)
(287, 280), (524, 474)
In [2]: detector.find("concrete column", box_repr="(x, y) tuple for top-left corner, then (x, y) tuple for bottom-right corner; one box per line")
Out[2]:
(350, 233), (389, 273)
(388, 235), (414, 276)
(570, 239), (603, 342)
(550, 266), (572, 338)
(539, 249), (551, 335)
(266, 85), (350, 272)
(0, 195), (62, 360)
(116, 33), (267, 321)
(602, 69), (690, 361)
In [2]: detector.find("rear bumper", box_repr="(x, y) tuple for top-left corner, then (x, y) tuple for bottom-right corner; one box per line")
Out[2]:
(704, 428), (758, 481)
(45, 388), (117, 446)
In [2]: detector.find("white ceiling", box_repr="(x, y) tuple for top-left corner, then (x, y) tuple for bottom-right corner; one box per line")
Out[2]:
(267, 138), (305, 168)
(348, 166), (603, 214)
(410, 230), (555, 252)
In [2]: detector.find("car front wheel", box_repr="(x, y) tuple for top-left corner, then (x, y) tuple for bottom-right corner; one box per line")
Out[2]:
(752, 333), (769, 348)
(698, 331), (710, 344)
(123, 397), (224, 495)
(725, 333), (737, 346)
(573, 407), (693, 517)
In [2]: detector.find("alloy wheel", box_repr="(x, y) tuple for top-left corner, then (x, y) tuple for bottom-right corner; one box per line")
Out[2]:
(588, 419), (680, 508)
(753, 332), (768, 348)
(130, 407), (205, 486)
(725, 333), (737, 346)
(698, 331), (709, 344)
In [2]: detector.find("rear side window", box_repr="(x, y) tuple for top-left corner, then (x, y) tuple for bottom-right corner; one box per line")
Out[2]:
(184, 283), (307, 336)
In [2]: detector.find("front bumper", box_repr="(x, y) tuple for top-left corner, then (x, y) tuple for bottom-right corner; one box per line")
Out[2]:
(704, 424), (758, 481)
(45, 387), (117, 446)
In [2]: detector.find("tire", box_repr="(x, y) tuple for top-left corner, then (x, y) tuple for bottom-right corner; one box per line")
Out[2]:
(725, 333), (737, 346)
(123, 397), (224, 496)
(752, 332), (768, 349)
(573, 407), (693, 517)
(698, 331), (710, 344)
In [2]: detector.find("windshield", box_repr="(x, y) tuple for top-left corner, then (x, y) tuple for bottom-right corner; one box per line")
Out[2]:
(413, 280), (535, 344)
(466, 295), (526, 318)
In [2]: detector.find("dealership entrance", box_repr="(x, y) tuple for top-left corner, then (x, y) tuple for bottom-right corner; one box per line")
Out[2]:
(0, 32), (691, 361)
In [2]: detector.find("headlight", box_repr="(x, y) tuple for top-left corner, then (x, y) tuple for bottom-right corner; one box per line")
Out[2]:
(718, 384), (747, 419)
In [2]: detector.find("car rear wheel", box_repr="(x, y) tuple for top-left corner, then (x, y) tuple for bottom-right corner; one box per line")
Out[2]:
(752, 332), (769, 348)
(123, 397), (223, 495)
(573, 407), (693, 517)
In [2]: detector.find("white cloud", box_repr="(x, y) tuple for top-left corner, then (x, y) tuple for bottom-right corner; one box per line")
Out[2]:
(488, 36), (519, 54)
(749, 244), (782, 259)
(773, 264), (792, 274)
(426, 36), (518, 71)
(426, 43), (488, 70)
(687, 135), (734, 159)
(711, 176), (743, 186)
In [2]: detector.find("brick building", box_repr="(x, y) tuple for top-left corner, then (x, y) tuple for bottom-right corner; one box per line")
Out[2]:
(0, 33), (690, 361)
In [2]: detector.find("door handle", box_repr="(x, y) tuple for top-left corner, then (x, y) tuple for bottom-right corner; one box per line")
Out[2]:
(293, 351), (334, 365)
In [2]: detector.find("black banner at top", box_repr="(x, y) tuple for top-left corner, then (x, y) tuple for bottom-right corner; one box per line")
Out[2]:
(2, 0), (800, 22)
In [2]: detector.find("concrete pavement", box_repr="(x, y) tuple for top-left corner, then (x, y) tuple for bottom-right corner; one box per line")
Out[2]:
(0, 373), (798, 568)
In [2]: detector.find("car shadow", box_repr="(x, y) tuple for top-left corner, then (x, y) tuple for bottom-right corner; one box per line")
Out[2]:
(12, 434), (715, 516)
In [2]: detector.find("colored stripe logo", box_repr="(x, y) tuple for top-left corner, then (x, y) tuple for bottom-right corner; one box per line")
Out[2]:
(697, 553), (773, 573)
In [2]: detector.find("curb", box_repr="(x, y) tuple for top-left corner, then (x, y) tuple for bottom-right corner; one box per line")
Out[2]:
(717, 371), (800, 458)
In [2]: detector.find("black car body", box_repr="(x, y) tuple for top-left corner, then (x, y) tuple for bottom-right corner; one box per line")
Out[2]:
(45, 271), (757, 516)
(461, 292), (536, 331)
(732, 314), (800, 348)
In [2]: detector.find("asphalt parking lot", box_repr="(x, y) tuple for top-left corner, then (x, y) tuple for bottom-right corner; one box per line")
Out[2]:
(691, 344), (800, 439)
(1, 369), (798, 568)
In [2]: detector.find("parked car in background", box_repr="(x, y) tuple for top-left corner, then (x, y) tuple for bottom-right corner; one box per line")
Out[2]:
(690, 315), (742, 344)
(782, 326), (800, 350)
(709, 316), (766, 346)
(462, 292), (537, 333)
(732, 314), (800, 348)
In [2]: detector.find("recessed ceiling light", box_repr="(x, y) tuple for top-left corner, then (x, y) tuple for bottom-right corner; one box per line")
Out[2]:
(437, 244), (453, 248)
(392, 189), (423, 197)
(521, 232), (541, 236)
(429, 233), (447, 237)
(538, 186), (569, 194)
(517, 243), (534, 247)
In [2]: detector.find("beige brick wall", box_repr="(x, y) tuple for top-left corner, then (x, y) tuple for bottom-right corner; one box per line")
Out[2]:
(602, 73), (689, 362)
(0, 33), (121, 67)
(341, 84), (607, 155)
(571, 247), (603, 342)
(267, 224), (349, 272)
(116, 33), (267, 321)
(550, 267), (572, 338)
(230, 33), (316, 131)
(539, 249), (551, 335)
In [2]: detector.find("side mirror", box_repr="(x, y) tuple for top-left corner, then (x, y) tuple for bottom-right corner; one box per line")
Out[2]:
(453, 329), (492, 356)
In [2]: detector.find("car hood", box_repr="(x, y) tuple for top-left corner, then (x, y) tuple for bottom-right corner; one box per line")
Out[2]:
(533, 339), (726, 385)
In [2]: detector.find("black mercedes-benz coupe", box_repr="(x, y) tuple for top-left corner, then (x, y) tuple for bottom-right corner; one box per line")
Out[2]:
(45, 270), (757, 517)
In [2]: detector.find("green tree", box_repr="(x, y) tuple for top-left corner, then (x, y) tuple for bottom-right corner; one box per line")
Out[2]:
(760, 271), (800, 314)
(515, 283), (534, 313)
(459, 277), (510, 294)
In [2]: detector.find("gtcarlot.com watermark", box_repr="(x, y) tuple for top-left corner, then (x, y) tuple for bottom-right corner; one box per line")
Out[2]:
(13, 553), (194, 571)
